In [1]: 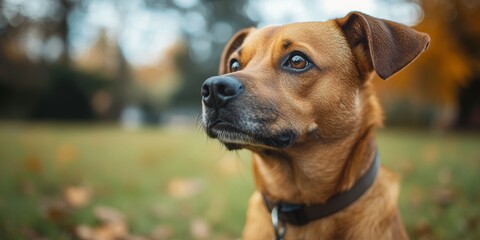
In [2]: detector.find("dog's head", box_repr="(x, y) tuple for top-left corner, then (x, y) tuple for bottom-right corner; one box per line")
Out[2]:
(201, 12), (429, 151)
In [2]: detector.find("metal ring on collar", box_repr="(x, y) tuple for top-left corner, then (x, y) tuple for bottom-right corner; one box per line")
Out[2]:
(271, 206), (286, 240)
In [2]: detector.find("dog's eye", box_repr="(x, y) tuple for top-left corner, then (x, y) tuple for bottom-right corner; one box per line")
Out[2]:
(230, 59), (240, 72)
(283, 52), (312, 73)
(288, 54), (308, 70)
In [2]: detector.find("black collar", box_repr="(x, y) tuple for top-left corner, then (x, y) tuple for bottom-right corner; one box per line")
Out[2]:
(263, 150), (380, 226)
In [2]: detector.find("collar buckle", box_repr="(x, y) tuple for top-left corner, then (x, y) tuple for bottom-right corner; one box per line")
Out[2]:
(271, 206), (286, 240)
(263, 150), (380, 226)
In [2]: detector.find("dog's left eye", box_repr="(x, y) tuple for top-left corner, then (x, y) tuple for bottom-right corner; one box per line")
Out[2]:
(284, 53), (311, 72)
(230, 59), (240, 72)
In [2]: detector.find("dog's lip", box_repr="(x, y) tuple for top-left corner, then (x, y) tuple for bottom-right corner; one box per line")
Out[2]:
(206, 120), (297, 149)
(208, 120), (246, 134)
(207, 119), (222, 129)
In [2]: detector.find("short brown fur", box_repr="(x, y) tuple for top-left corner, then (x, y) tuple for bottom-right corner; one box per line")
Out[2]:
(205, 11), (429, 240)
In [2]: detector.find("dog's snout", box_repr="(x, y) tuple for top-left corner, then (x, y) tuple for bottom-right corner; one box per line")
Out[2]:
(202, 76), (244, 107)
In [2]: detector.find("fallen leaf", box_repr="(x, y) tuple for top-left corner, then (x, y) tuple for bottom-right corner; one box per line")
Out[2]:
(413, 219), (433, 240)
(64, 185), (92, 208)
(76, 225), (94, 240)
(94, 205), (126, 224)
(41, 199), (70, 223)
(167, 178), (202, 199)
(190, 218), (210, 240)
(433, 187), (456, 207)
(151, 225), (175, 240)
(95, 222), (128, 239)
(24, 154), (42, 173)
(77, 222), (129, 240)
(468, 216), (479, 231)
(56, 143), (78, 166)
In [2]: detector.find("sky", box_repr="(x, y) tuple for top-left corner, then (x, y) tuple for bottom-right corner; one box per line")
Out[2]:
(4, 0), (423, 67)
(69, 0), (183, 66)
(249, 0), (422, 27)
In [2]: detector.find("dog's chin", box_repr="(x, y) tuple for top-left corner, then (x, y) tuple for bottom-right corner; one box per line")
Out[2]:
(205, 122), (298, 150)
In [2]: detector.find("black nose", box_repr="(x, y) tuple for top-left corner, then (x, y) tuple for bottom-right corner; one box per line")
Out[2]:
(201, 76), (244, 108)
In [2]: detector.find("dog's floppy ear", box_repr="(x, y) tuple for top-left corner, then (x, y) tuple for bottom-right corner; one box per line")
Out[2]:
(336, 11), (430, 80)
(219, 28), (254, 75)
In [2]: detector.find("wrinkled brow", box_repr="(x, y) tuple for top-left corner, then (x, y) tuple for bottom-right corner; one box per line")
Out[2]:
(235, 48), (243, 58)
(282, 40), (292, 49)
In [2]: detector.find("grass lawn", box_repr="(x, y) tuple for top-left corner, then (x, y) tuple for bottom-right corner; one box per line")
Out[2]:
(0, 122), (479, 239)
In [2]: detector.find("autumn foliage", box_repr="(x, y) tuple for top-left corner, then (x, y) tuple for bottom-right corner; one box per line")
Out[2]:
(373, 0), (480, 129)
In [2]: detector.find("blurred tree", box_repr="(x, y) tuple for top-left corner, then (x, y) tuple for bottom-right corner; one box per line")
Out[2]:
(449, 0), (480, 129)
(73, 29), (130, 120)
(0, 0), (79, 64)
(145, 0), (257, 107)
(0, 0), (135, 121)
(133, 43), (183, 123)
(58, 0), (75, 65)
(31, 66), (105, 121)
(374, 0), (480, 129)
(0, 0), (87, 119)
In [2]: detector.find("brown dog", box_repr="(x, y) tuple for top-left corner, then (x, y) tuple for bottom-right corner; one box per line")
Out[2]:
(201, 12), (429, 239)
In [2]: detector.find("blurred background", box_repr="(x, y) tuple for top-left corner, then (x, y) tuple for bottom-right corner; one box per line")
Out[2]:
(0, 0), (479, 239)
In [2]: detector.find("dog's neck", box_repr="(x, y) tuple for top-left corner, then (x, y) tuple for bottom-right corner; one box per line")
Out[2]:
(252, 128), (376, 205)
(252, 84), (381, 205)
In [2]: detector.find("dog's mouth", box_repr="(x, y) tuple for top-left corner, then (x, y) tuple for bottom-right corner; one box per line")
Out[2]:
(206, 120), (256, 150)
(205, 118), (297, 150)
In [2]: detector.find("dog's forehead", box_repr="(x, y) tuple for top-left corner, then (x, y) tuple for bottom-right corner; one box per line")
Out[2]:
(281, 21), (340, 39)
(241, 20), (347, 61)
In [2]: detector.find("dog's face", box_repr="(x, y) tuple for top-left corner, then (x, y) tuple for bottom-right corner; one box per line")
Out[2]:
(202, 22), (360, 150)
(201, 12), (430, 151)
